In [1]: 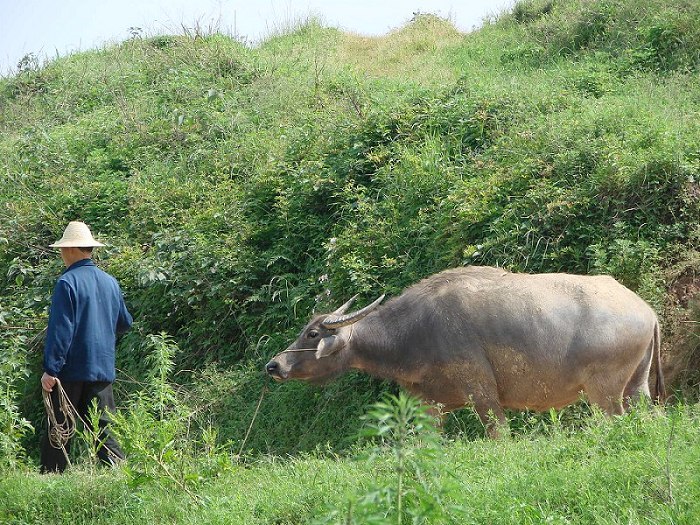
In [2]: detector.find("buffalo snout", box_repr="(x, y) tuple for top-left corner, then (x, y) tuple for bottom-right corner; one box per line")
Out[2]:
(265, 360), (285, 380)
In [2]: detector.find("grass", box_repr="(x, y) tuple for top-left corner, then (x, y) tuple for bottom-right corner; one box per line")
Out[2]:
(0, 0), (700, 517)
(1, 403), (699, 524)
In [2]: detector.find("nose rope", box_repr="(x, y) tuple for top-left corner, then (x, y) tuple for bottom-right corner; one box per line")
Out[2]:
(236, 379), (268, 459)
(275, 322), (356, 357)
(276, 347), (318, 353)
(274, 324), (354, 358)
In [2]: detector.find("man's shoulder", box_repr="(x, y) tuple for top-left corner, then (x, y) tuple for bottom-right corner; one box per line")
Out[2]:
(62, 263), (118, 285)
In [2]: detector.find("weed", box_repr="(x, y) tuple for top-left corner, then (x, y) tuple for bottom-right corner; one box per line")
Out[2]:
(318, 393), (463, 524)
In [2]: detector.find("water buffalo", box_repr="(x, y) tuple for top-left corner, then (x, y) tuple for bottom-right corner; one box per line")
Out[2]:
(266, 266), (665, 436)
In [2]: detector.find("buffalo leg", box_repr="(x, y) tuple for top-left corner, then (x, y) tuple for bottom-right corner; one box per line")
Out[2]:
(463, 367), (508, 438)
(622, 348), (653, 410)
(472, 396), (508, 439)
(585, 376), (625, 416)
(412, 367), (508, 438)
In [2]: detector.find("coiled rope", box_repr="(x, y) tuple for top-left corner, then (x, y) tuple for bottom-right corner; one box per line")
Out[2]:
(42, 378), (121, 467)
(42, 378), (77, 466)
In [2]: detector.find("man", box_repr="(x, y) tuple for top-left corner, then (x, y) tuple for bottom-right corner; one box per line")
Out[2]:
(40, 221), (132, 473)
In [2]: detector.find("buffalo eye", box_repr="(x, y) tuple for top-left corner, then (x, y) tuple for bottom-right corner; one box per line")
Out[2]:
(308, 330), (319, 339)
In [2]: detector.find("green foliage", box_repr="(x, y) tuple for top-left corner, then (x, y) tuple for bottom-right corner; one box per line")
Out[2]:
(506, 0), (700, 72)
(1, 404), (700, 523)
(317, 393), (462, 525)
(110, 332), (234, 499)
(589, 232), (665, 308)
(0, 0), (699, 477)
(74, 400), (112, 468)
(512, 0), (554, 24)
(0, 332), (33, 469)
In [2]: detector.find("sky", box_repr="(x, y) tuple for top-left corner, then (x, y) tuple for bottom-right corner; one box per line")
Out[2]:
(0, 0), (517, 76)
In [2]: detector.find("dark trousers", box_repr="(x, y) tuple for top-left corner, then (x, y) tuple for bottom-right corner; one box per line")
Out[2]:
(40, 381), (125, 473)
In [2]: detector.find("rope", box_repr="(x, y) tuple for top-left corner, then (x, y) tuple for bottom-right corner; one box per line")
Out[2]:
(43, 375), (270, 467)
(236, 379), (268, 459)
(42, 378), (121, 467)
(42, 379), (77, 466)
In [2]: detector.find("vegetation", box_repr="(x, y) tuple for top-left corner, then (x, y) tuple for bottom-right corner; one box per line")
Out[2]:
(2, 397), (700, 524)
(0, 0), (699, 522)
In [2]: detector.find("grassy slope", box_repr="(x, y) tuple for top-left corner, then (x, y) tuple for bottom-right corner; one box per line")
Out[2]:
(0, 0), (699, 510)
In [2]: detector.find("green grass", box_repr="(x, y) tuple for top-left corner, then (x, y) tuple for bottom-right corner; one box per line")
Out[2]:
(0, 0), (699, 514)
(1, 403), (699, 524)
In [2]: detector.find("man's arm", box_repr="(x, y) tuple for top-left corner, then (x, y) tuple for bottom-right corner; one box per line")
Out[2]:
(116, 292), (133, 335)
(43, 280), (76, 383)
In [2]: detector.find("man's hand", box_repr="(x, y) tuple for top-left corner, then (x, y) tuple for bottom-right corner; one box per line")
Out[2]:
(41, 372), (57, 392)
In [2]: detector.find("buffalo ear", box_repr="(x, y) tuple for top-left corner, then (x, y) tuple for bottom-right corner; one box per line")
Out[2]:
(315, 335), (344, 359)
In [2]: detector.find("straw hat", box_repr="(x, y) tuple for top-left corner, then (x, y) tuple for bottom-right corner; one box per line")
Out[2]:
(49, 221), (105, 248)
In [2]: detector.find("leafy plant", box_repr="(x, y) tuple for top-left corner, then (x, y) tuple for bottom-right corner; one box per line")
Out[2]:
(319, 393), (463, 524)
(588, 229), (665, 309)
(0, 332), (33, 469)
(1, 0), (700, 468)
(111, 332), (233, 500)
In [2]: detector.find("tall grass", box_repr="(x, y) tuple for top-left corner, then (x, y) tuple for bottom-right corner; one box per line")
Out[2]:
(0, 0), (698, 494)
(1, 400), (699, 524)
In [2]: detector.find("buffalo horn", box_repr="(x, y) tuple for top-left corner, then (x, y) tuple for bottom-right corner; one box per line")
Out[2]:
(322, 294), (386, 329)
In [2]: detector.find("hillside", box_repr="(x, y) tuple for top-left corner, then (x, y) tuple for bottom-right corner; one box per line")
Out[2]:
(0, 0), (699, 473)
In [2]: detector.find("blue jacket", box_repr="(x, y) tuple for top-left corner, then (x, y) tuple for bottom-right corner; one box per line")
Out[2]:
(43, 259), (132, 382)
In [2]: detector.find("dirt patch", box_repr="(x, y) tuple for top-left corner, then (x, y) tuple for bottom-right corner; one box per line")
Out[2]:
(662, 263), (700, 390)
(686, 181), (700, 202)
(669, 266), (700, 309)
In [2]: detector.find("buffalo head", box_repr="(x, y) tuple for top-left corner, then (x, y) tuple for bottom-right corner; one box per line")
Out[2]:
(265, 294), (385, 382)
